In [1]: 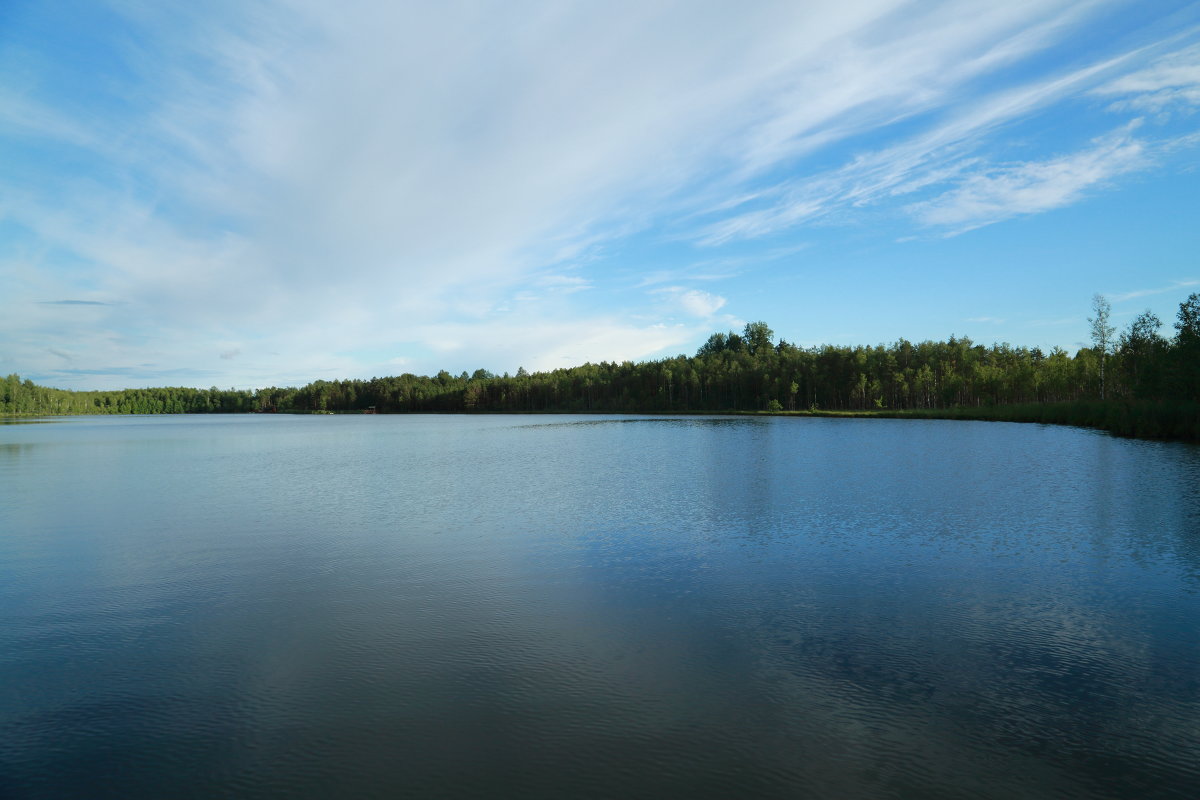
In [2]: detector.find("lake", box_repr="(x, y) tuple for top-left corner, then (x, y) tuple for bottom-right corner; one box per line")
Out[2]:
(2, 414), (1198, 798)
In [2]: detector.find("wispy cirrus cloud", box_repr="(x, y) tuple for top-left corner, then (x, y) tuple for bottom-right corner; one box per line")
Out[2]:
(1027, 317), (1079, 327)
(724, 0), (1110, 180)
(695, 44), (1145, 245)
(634, 268), (739, 289)
(1093, 42), (1200, 113)
(907, 124), (1148, 234)
(1109, 280), (1200, 302)
(693, 25), (1200, 247)
(533, 275), (592, 295)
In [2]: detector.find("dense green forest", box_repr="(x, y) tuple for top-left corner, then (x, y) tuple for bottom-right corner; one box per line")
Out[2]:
(5, 293), (1199, 439)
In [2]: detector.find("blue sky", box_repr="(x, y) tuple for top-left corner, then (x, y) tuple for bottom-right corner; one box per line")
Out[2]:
(2, 0), (1199, 390)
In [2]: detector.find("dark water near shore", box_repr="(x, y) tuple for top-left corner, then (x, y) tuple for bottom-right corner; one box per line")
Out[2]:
(2, 414), (1199, 798)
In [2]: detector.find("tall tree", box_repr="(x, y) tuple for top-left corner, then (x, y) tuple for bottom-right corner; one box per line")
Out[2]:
(696, 332), (728, 357)
(1089, 293), (1115, 399)
(1174, 292), (1200, 396)
(743, 321), (775, 356)
(1118, 310), (1164, 398)
(1176, 292), (1200, 346)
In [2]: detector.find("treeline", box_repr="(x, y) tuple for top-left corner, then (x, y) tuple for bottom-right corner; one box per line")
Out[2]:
(0, 378), (255, 416)
(4, 293), (1198, 439)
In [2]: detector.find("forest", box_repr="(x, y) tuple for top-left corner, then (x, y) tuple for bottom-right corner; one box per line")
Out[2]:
(5, 293), (1199, 440)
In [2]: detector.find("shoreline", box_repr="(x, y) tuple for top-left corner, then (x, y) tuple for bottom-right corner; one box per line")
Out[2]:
(7, 400), (1198, 443)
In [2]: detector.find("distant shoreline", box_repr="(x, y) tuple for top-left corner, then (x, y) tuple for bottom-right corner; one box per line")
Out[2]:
(7, 300), (1199, 441)
(6, 401), (1198, 443)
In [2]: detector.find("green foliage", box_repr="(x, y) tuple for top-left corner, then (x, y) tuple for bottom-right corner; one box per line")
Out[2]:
(1173, 293), (1200, 399)
(0, 375), (254, 416)
(742, 321), (775, 355)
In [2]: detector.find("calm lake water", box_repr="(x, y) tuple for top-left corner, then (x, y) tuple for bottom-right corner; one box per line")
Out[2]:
(1, 414), (1198, 798)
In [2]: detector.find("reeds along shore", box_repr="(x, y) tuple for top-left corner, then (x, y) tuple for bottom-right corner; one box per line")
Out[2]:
(838, 401), (1200, 441)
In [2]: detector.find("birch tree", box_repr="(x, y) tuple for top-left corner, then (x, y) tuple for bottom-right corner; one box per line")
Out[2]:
(1089, 293), (1115, 399)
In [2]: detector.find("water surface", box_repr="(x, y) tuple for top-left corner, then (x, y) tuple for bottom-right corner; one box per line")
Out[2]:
(2, 414), (1198, 798)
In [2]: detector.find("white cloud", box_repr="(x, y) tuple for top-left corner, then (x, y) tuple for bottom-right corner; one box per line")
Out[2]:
(651, 287), (728, 318)
(698, 48), (1141, 244)
(725, 0), (1108, 179)
(5, 1), (1198, 387)
(407, 318), (699, 374)
(634, 268), (734, 289)
(906, 125), (1147, 233)
(677, 290), (729, 318)
(0, 89), (106, 152)
(1093, 42), (1200, 113)
(1027, 317), (1078, 327)
(532, 275), (592, 295)
(1109, 280), (1200, 302)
